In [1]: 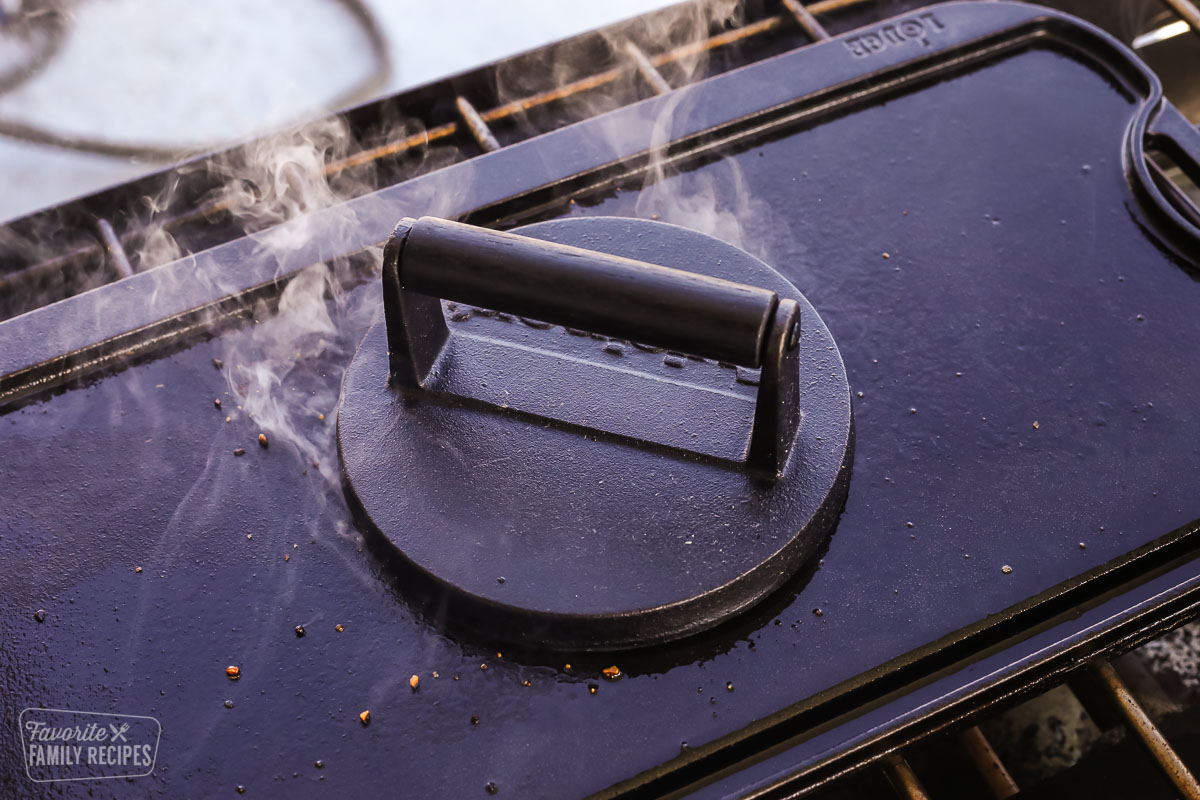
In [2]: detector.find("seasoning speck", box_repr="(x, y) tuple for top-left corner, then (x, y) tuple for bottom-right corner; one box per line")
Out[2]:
(257, 433), (268, 448)
(295, 625), (305, 638)
(601, 665), (622, 680)
(34, 609), (46, 623)
(233, 448), (246, 456)
(225, 665), (240, 679)
(359, 710), (370, 725)
(409, 674), (419, 690)
(1001, 565), (1013, 575)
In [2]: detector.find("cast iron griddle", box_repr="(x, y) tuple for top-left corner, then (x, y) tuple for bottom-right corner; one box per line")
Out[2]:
(2, 3), (1200, 798)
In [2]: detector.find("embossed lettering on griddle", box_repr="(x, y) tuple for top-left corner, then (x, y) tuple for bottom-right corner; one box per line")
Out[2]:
(844, 13), (946, 58)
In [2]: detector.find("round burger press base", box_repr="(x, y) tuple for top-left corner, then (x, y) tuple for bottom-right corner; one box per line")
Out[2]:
(338, 216), (853, 652)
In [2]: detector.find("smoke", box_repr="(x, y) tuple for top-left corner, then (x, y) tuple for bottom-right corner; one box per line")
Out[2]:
(210, 118), (347, 235)
(163, 0), (761, 486)
(193, 116), (388, 486)
(116, 114), (393, 699)
(612, 0), (769, 253)
(491, 0), (770, 256)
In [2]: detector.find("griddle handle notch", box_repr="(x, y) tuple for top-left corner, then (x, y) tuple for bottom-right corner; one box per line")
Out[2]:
(381, 216), (801, 477)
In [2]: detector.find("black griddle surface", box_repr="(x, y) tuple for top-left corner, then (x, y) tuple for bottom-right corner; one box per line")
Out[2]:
(3, 23), (1200, 800)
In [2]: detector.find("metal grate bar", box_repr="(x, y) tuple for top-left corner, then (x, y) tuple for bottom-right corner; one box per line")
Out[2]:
(782, 0), (830, 41)
(624, 41), (673, 95)
(332, 0), (879, 176)
(883, 754), (931, 800)
(958, 725), (1019, 799)
(1093, 661), (1200, 800)
(95, 218), (133, 280)
(455, 96), (501, 152)
(327, 123), (458, 173)
(808, 0), (873, 12)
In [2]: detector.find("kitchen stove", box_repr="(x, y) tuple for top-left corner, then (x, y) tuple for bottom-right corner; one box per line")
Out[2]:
(1, 1), (1200, 798)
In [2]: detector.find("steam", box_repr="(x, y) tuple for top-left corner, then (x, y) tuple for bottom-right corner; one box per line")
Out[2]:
(58, 0), (775, 536)
(181, 0), (762, 487)
(622, 0), (776, 259)
(494, 0), (768, 257)
(634, 91), (767, 255)
(197, 117), (386, 486)
(210, 118), (348, 234)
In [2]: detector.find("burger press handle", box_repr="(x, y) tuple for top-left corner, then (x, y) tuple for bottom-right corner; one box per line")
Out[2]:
(381, 216), (802, 478)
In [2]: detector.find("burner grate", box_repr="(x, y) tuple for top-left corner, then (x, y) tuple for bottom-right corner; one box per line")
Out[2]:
(813, 626), (1200, 800)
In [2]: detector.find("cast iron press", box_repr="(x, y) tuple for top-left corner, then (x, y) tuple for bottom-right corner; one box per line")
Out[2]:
(338, 215), (852, 651)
